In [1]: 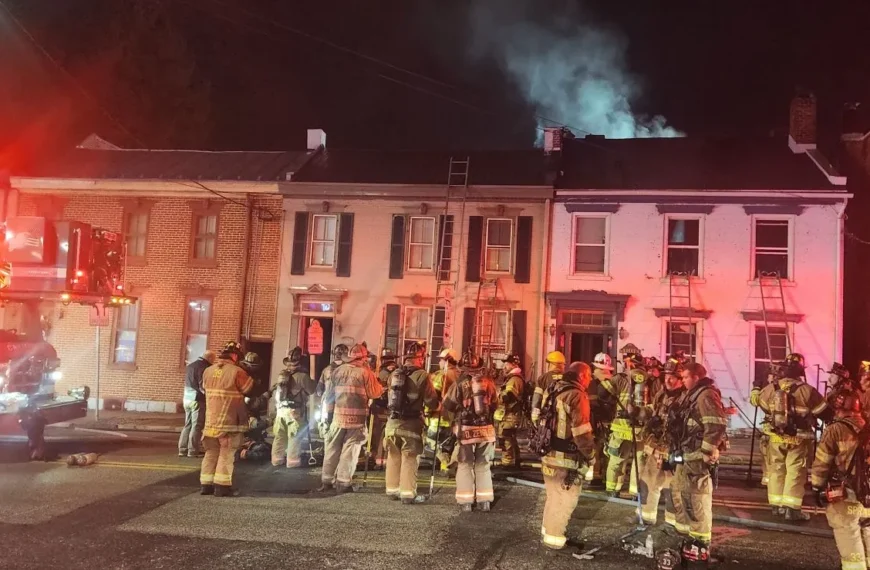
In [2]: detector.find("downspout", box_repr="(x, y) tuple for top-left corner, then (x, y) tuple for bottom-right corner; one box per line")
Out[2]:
(238, 195), (254, 342)
(834, 200), (848, 362)
(535, 197), (552, 379)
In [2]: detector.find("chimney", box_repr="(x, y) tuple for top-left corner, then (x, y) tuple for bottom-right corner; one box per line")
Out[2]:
(307, 129), (326, 151)
(788, 90), (817, 152)
(543, 127), (563, 154)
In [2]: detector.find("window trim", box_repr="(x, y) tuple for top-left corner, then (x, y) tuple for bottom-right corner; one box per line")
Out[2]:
(182, 295), (214, 368)
(308, 213), (339, 269)
(479, 308), (511, 351)
(484, 217), (514, 275)
(406, 216), (437, 273)
(402, 305), (431, 347)
(570, 213), (610, 276)
(750, 215), (795, 282)
(661, 319), (703, 363)
(188, 201), (222, 268)
(121, 200), (153, 267)
(749, 322), (793, 390)
(663, 214), (705, 278)
(109, 297), (142, 370)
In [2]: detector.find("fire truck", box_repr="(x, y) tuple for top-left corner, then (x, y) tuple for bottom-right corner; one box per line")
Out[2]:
(0, 214), (134, 459)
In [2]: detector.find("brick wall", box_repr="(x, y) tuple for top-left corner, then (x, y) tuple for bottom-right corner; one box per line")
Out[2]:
(12, 192), (283, 407)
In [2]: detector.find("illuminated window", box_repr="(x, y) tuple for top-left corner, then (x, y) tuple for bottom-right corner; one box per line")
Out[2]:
(485, 218), (513, 273)
(403, 306), (430, 353)
(192, 214), (218, 260)
(124, 212), (149, 260)
(664, 320), (699, 361)
(310, 214), (338, 268)
(753, 219), (791, 279)
(408, 217), (436, 271)
(666, 218), (702, 276)
(112, 302), (140, 365)
(572, 215), (608, 274)
(184, 298), (212, 366)
(480, 309), (510, 352)
(753, 325), (789, 387)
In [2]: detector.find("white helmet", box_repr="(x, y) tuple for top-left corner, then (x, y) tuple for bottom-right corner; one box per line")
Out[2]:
(593, 352), (613, 371)
(438, 347), (459, 364)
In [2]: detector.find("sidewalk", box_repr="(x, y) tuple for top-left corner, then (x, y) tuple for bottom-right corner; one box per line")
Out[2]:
(55, 410), (185, 432)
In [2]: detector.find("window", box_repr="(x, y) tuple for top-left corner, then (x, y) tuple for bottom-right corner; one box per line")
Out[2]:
(403, 306), (430, 353)
(184, 298), (212, 366)
(112, 302), (140, 365)
(124, 212), (148, 260)
(192, 214), (218, 260)
(485, 218), (513, 273)
(310, 214), (338, 268)
(480, 309), (510, 351)
(753, 219), (791, 279)
(572, 216), (607, 274)
(753, 325), (789, 387)
(666, 218), (701, 276)
(408, 217), (436, 271)
(664, 320), (698, 361)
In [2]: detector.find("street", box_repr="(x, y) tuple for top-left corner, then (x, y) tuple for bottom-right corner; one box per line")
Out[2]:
(0, 427), (843, 570)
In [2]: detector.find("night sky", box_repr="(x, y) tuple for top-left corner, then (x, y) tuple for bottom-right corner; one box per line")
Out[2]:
(1, 0), (869, 156)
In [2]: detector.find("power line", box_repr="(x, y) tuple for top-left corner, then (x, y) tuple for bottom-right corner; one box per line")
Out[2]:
(177, 180), (278, 221)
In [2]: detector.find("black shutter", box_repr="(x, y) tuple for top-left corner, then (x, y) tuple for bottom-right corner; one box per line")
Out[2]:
(428, 306), (447, 372)
(466, 216), (483, 282)
(389, 215), (405, 279)
(437, 214), (454, 282)
(336, 213), (354, 277)
(290, 212), (309, 276)
(511, 309), (528, 368)
(462, 307), (477, 356)
(384, 304), (401, 354)
(514, 216), (533, 284)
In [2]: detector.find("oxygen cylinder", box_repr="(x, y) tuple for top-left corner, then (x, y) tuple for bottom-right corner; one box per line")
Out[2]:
(633, 380), (649, 407)
(772, 388), (789, 432)
(387, 369), (406, 416)
(471, 376), (486, 416)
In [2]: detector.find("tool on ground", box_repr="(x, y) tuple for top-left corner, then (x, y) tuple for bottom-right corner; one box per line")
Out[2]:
(306, 425), (317, 466)
(362, 409), (375, 487)
(574, 527), (645, 560)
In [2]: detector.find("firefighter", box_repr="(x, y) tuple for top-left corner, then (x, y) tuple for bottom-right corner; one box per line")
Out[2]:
(638, 355), (686, 527)
(670, 361), (728, 562)
(750, 363), (780, 487)
(539, 361), (595, 553)
(604, 351), (647, 497)
(179, 349), (215, 458)
(319, 343), (384, 492)
(531, 351), (566, 422)
(644, 356), (665, 401)
(442, 352), (498, 512)
(757, 353), (830, 520)
(858, 361), (870, 420)
(369, 348), (397, 468)
(271, 347), (315, 468)
(241, 352), (269, 399)
(384, 343), (439, 503)
(494, 354), (525, 468)
(426, 347), (460, 471)
(200, 341), (254, 497)
(586, 352), (616, 487)
(810, 387), (868, 570)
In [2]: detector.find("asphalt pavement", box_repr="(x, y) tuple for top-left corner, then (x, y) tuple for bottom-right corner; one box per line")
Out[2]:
(0, 429), (844, 570)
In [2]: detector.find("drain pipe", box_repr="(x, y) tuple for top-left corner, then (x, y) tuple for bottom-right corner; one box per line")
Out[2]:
(834, 200), (848, 362)
(534, 198), (552, 377)
(238, 195), (254, 343)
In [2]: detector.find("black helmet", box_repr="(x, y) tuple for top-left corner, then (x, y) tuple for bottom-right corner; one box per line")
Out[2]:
(460, 351), (482, 370)
(625, 352), (644, 367)
(663, 356), (683, 375)
(404, 342), (426, 360)
(829, 362), (850, 379)
(332, 344), (349, 362)
(283, 346), (303, 366)
(221, 340), (243, 360)
(381, 348), (397, 363)
(783, 353), (806, 378)
(833, 387), (863, 416)
(644, 356), (663, 370)
(503, 354), (522, 367)
(244, 352), (261, 366)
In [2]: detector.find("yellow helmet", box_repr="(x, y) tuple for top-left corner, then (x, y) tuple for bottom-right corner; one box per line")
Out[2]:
(546, 351), (566, 365)
(438, 348), (459, 364)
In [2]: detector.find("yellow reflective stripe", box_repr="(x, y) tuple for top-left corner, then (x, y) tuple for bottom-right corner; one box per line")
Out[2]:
(542, 533), (567, 548)
(768, 494), (783, 506)
(456, 492), (476, 500)
(641, 507), (658, 524)
(701, 441), (718, 453)
(207, 389), (245, 397)
(689, 531), (711, 542)
(476, 490), (495, 500)
(701, 416), (728, 425)
(665, 511), (676, 526)
(781, 495), (803, 507)
(534, 387), (544, 396)
(815, 449), (834, 463)
(793, 406), (809, 413)
(675, 521), (690, 534)
(386, 488), (400, 495)
(572, 423), (593, 437)
(811, 402), (828, 415)
(841, 561), (865, 570)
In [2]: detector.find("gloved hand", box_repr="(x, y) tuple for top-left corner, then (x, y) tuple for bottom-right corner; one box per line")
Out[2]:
(812, 487), (827, 508)
(702, 447), (720, 465)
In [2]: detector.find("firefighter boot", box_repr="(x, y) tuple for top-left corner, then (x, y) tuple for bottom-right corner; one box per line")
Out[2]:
(460, 503), (473, 513)
(200, 485), (214, 495)
(214, 485), (239, 497)
(784, 507), (810, 522)
(478, 501), (492, 512)
(772, 506), (785, 517)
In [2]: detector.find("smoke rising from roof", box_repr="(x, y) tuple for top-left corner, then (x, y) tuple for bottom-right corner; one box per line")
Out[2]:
(466, 0), (683, 140)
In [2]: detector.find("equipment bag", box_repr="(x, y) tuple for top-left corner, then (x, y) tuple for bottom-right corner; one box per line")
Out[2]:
(771, 383), (798, 436)
(529, 384), (577, 457)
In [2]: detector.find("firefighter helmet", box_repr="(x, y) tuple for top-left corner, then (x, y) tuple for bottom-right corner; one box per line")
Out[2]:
(404, 342), (426, 360)
(345, 343), (369, 363)
(244, 352), (261, 366)
(625, 352), (644, 367)
(619, 343), (641, 357)
(663, 357), (683, 375)
(380, 348), (397, 363)
(832, 388), (863, 416)
(332, 344), (349, 362)
(503, 354), (522, 367)
(593, 352), (613, 371)
(644, 356), (663, 370)
(438, 347), (459, 364)
(460, 351), (482, 369)
(783, 353), (806, 378)
(221, 340), (243, 360)
(860, 361), (870, 377)
(546, 351), (566, 365)
(828, 362), (850, 379)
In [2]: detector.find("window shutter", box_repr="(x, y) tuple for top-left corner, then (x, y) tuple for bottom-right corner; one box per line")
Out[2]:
(336, 213), (354, 277)
(384, 304), (402, 355)
(511, 309), (528, 368)
(437, 214), (454, 282)
(462, 307), (477, 356)
(389, 215), (405, 279)
(465, 216), (483, 282)
(514, 216), (533, 284)
(290, 212), (309, 276)
(428, 306), (447, 372)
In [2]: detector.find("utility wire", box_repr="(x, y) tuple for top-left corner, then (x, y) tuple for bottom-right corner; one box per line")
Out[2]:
(177, 180), (278, 221)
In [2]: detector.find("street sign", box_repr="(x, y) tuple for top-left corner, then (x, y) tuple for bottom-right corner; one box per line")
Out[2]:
(307, 319), (324, 355)
(89, 303), (110, 327)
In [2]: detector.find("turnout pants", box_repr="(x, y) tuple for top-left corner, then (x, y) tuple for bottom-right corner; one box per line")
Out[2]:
(767, 439), (812, 510)
(498, 425), (520, 467)
(760, 434), (770, 485)
(639, 450), (677, 526)
(672, 460), (713, 545)
(541, 465), (582, 549)
(200, 433), (243, 487)
(321, 424), (367, 490)
(179, 401), (205, 455)
(385, 434), (423, 499)
(605, 432), (641, 495)
(826, 497), (870, 570)
(456, 442), (495, 505)
(370, 413), (388, 466)
(271, 408), (304, 468)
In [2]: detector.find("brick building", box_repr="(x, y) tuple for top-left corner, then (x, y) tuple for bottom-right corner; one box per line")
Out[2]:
(8, 136), (313, 411)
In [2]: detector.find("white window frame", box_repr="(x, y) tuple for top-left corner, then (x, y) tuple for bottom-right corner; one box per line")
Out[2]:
(309, 214), (339, 268)
(663, 215), (705, 278)
(407, 216), (437, 272)
(750, 215), (795, 282)
(749, 322), (793, 390)
(480, 309), (510, 352)
(661, 319), (703, 363)
(484, 218), (514, 274)
(402, 306), (431, 347)
(571, 213), (610, 275)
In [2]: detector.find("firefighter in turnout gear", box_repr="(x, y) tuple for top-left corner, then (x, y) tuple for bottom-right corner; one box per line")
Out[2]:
(369, 348), (397, 468)
(271, 347), (316, 468)
(757, 353), (831, 520)
(319, 343), (384, 492)
(669, 362), (728, 562)
(604, 351), (647, 497)
(426, 348), (460, 471)
(750, 363), (781, 486)
(811, 388), (869, 570)
(495, 354), (525, 468)
(200, 341), (255, 497)
(442, 352), (498, 511)
(316, 344), (349, 398)
(638, 355), (686, 526)
(384, 343), (439, 503)
(586, 352), (616, 486)
(538, 361), (595, 553)
(531, 351), (566, 422)
(859, 361), (870, 421)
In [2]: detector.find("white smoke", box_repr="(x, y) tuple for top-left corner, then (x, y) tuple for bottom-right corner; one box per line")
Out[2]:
(466, 1), (683, 140)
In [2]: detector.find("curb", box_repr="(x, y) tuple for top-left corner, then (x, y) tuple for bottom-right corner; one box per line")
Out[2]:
(54, 422), (182, 433)
(506, 477), (833, 538)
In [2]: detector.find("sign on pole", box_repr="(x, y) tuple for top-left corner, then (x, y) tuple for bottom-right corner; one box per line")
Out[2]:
(89, 303), (110, 327)
(307, 319), (324, 355)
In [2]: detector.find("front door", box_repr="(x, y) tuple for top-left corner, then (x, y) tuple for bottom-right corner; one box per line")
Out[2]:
(568, 332), (606, 365)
